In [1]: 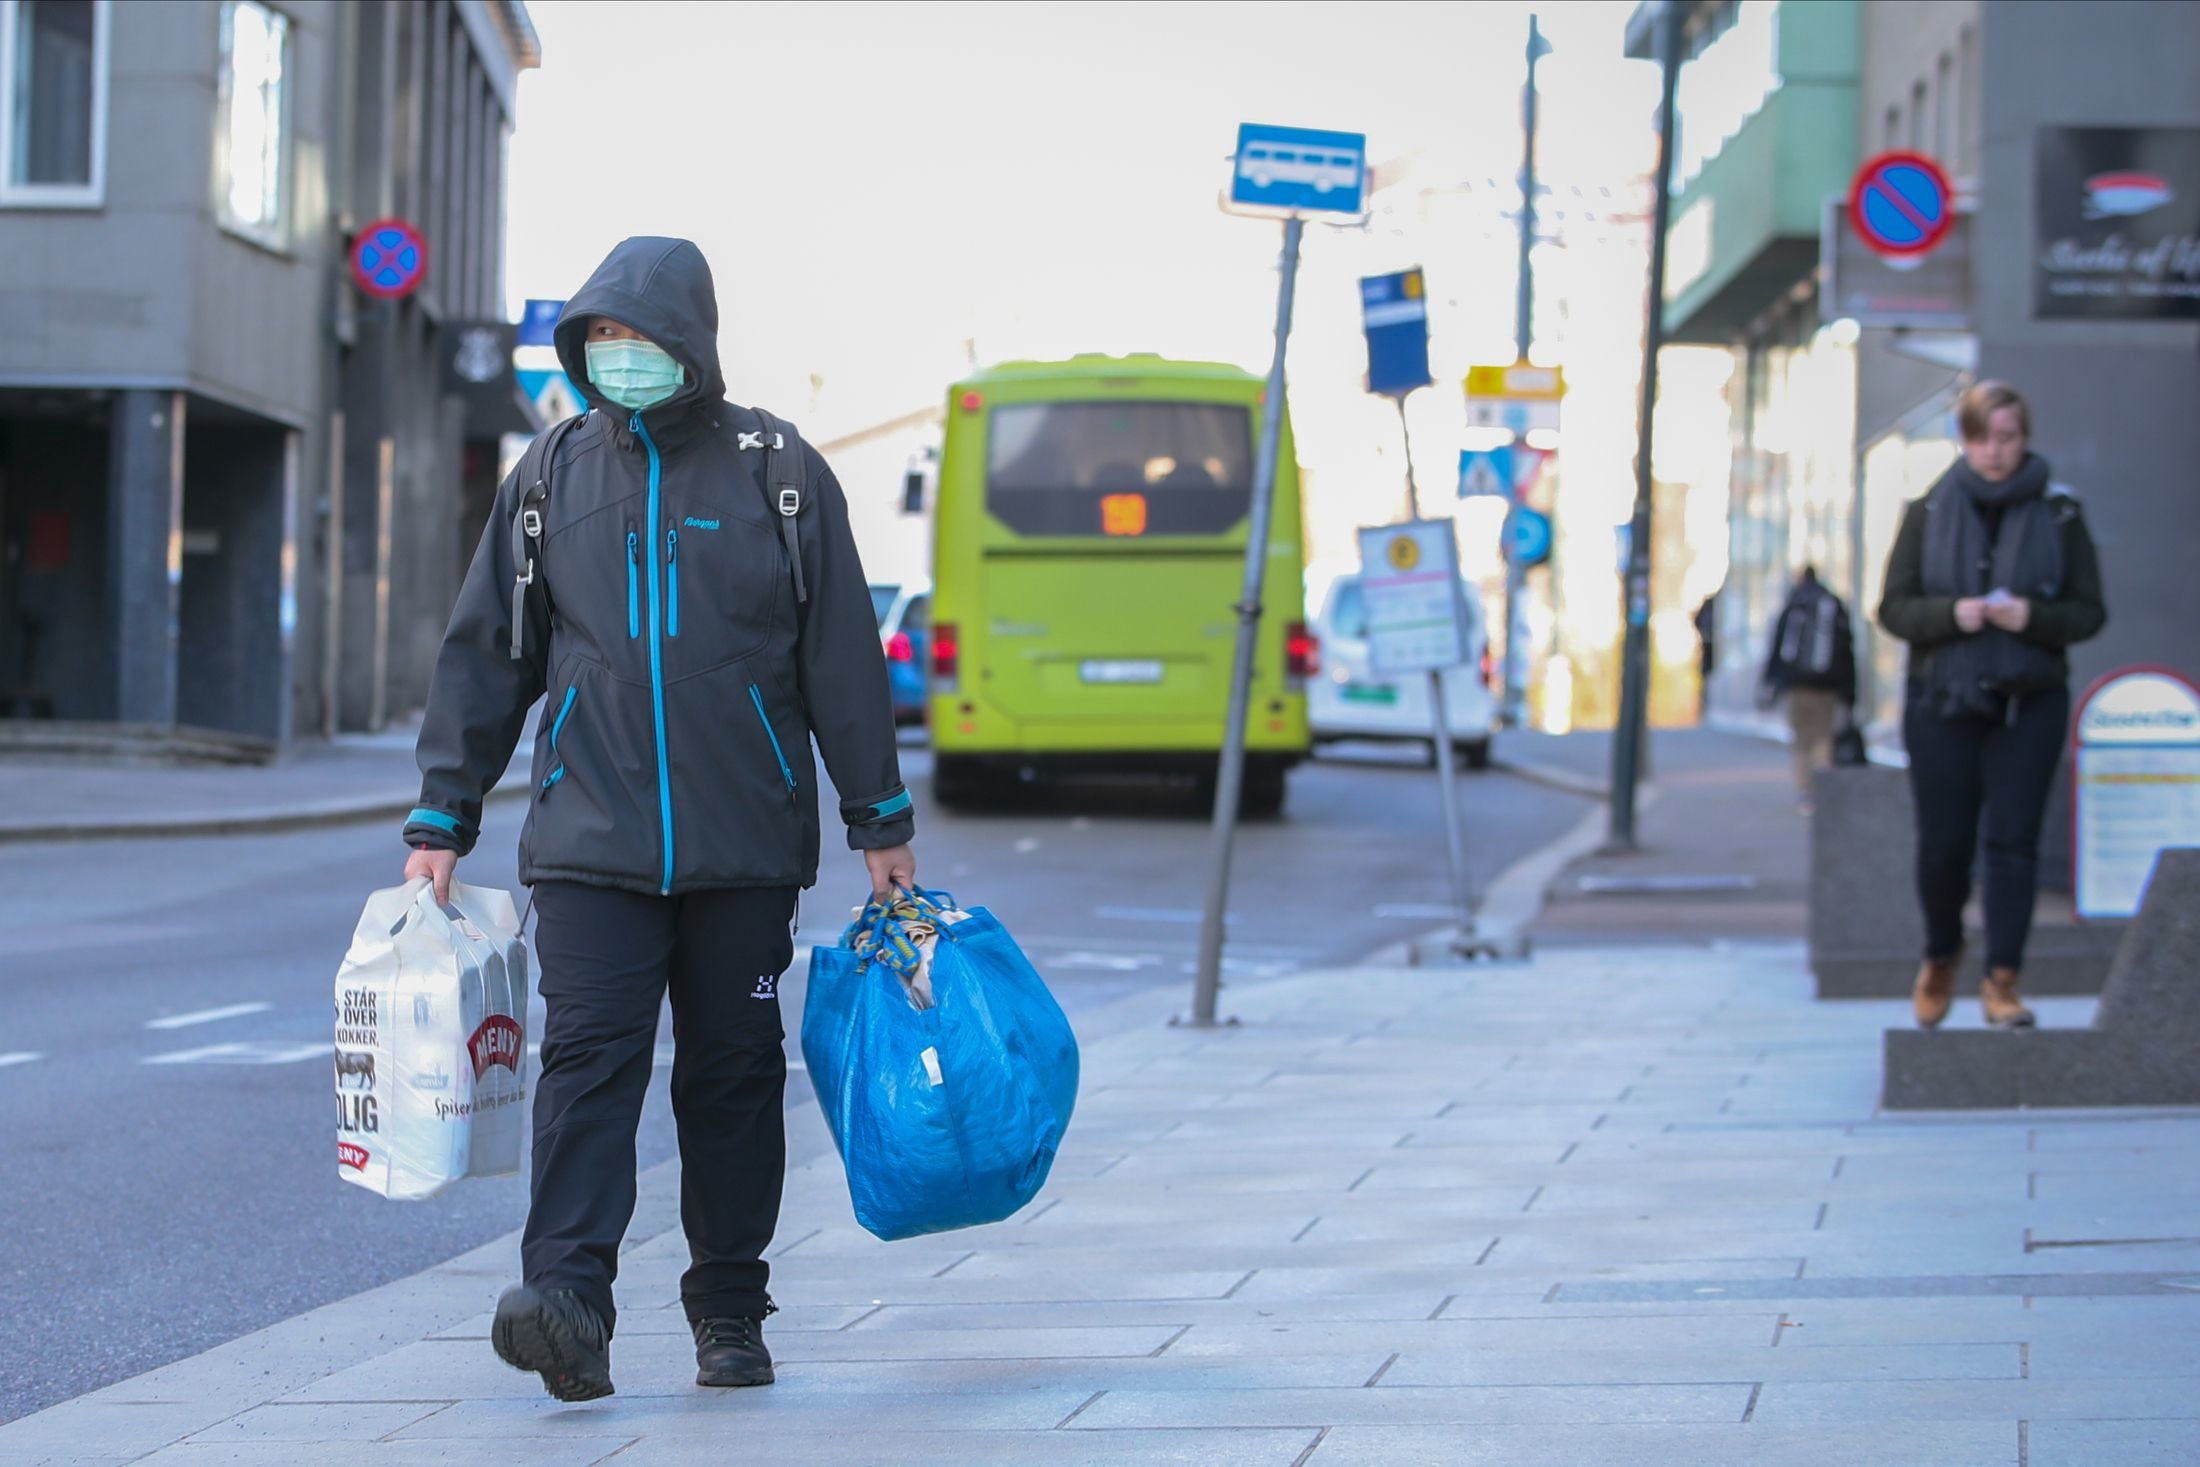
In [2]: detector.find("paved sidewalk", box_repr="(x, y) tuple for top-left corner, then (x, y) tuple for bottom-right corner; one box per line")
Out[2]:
(0, 723), (527, 843)
(7, 943), (2196, 1466)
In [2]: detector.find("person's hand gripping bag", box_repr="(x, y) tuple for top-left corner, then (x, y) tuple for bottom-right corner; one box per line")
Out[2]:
(799, 888), (1079, 1240)
(333, 878), (530, 1201)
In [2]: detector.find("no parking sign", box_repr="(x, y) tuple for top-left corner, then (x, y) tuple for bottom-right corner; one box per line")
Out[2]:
(351, 218), (429, 300)
(1848, 152), (1955, 259)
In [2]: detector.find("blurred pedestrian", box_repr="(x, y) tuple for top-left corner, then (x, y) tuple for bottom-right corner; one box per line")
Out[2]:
(1757, 566), (1857, 812)
(1877, 381), (2106, 1031)
(401, 238), (916, 1400)
(1694, 592), (1719, 721)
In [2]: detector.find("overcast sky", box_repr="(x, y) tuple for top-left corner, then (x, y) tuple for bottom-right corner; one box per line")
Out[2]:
(506, 1), (1658, 444)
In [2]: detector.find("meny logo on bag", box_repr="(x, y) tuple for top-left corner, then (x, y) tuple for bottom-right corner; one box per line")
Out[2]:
(468, 1015), (523, 1078)
(338, 1142), (371, 1171)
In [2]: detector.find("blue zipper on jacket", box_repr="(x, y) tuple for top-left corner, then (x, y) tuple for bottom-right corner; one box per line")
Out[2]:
(542, 684), (577, 789)
(749, 685), (799, 807)
(633, 411), (675, 893)
(625, 529), (639, 639)
(666, 528), (680, 638)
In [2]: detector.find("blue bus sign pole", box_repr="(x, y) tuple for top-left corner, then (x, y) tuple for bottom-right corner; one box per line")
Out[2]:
(1361, 268), (1434, 518)
(1190, 124), (1367, 1028)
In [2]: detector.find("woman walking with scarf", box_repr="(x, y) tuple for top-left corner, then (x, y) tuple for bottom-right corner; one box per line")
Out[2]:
(1878, 382), (2106, 1031)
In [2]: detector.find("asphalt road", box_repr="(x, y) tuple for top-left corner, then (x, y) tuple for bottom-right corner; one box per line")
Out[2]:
(0, 740), (1584, 1421)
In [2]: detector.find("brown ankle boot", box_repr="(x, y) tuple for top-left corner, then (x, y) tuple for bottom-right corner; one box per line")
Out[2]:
(1912, 951), (1962, 1029)
(1981, 968), (2036, 1029)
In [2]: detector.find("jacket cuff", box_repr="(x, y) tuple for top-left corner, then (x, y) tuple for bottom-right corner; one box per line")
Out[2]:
(840, 785), (915, 851)
(402, 805), (476, 857)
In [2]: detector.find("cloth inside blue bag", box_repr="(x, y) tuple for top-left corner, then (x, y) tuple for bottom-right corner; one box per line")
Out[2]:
(799, 888), (1079, 1241)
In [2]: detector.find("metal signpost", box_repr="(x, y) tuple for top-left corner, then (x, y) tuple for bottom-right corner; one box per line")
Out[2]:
(1466, 363), (1564, 726)
(2072, 667), (2200, 920)
(1190, 123), (1367, 1028)
(1359, 522), (1478, 944)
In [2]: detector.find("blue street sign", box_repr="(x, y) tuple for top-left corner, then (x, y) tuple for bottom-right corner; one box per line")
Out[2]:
(1507, 506), (1554, 567)
(1231, 123), (1367, 215)
(1360, 269), (1431, 397)
(1458, 445), (1515, 499)
(518, 299), (565, 347)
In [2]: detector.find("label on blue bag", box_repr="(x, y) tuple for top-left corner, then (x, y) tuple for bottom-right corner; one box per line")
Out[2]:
(920, 1046), (943, 1087)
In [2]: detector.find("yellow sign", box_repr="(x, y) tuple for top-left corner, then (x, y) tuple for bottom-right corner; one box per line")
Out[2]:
(1402, 269), (1424, 300)
(1386, 534), (1421, 571)
(1465, 362), (1566, 400)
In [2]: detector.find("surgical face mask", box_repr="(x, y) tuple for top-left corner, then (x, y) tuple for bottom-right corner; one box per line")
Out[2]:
(585, 339), (686, 411)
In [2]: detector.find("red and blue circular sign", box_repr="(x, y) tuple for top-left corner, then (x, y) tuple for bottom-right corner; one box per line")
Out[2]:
(1848, 152), (1955, 259)
(350, 218), (429, 299)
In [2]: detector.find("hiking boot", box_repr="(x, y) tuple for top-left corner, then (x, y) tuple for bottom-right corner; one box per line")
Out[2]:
(1912, 950), (1962, 1029)
(1981, 967), (2037, 1029)
(692, 1313), (776, 1388)
(492, 1285), (613, 1402)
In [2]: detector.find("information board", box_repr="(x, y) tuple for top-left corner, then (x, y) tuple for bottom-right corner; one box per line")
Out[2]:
(2073, 666), (2200, 919)
(1356, 521), (1469, 677)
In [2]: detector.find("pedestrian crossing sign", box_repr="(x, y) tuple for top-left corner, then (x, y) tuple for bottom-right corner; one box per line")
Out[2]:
(1458, 446), (1515, 500)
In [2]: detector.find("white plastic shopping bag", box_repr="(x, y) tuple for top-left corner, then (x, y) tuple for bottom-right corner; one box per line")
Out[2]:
(333, 878), (529, 1200)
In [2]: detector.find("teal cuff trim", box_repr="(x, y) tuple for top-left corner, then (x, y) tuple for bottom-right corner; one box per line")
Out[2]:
(407, 808), (462, 835)
(869, 790), (913, 821)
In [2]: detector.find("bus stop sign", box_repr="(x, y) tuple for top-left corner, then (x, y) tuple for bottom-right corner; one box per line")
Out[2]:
(2073, 665), (2200, 919)
(1360, 269), (1432, 397)
(1231, 123), (1367, 215)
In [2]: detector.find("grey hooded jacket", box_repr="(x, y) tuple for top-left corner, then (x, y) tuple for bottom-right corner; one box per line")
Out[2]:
(404, 236), (913, 894)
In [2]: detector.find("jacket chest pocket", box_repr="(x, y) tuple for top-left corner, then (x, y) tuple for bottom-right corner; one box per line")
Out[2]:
(657, 503), (785, 667)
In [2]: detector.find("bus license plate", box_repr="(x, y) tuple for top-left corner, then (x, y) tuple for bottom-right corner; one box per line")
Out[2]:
(1080, 660), (1164, 685)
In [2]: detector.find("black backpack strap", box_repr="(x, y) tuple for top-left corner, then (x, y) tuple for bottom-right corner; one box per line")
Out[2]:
(742, 407), (810, 606)
(508, 413), (583, 661)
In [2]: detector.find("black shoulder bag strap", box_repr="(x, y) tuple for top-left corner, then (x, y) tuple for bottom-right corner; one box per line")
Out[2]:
(741, 407), (810, 606)
(507, 413), (584, 661)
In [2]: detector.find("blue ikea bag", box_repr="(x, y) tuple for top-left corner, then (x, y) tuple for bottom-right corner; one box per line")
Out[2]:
(799, 888), (1079, 1241)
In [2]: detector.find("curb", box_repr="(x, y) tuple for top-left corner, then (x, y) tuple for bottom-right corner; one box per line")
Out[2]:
(1491, 756), (1609, 801)
(0, 783), (530, 846)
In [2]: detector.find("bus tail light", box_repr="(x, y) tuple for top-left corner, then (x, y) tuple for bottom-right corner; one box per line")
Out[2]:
(885, 632), (914, 664)
(1286, 622), (1319, 683)
(932, 622), (960, 691)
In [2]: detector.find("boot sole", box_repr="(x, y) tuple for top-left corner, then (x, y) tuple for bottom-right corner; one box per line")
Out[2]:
(696, 1362), (777, 1388)
(493, 1286), (614, 1403)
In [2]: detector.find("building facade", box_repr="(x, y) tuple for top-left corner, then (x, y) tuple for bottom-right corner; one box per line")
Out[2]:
(1634, 0), (2200, 745)
(0, 0), (538, 747)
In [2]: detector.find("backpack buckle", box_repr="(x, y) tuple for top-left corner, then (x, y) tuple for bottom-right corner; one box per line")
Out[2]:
(516, 558), (535, 587)
(777, 489), (801, 517)
(738, 431), (786, 452)
(521, 507), (543, 539)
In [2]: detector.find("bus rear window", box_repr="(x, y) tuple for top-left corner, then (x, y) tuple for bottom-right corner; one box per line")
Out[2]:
(985, 401), (1255, 537)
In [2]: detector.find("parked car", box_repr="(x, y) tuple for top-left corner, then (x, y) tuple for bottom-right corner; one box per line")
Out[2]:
(871, 580), (931, 725)
(1306, 566), (1495, 769)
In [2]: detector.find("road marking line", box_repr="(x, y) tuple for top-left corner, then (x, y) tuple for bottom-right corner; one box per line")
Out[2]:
(145, 1041), (328, 1066)
(0, 1052), (42, 1069)
(145, 1001), (273, 1030)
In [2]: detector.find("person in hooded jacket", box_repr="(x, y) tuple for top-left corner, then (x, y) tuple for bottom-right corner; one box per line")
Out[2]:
(400, 238), (915, 1401)
(1878, 380), (2106, 1033)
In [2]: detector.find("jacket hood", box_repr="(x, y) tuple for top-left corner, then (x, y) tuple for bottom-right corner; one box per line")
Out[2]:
(555, 237), (726, 420)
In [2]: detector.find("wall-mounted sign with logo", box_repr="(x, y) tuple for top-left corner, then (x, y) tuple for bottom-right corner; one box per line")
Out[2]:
(2073, 666), (2200, 919)
(2036, 127), (2200, 320)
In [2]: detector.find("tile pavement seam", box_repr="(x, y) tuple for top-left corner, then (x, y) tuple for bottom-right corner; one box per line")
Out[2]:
(1425, 1295), (1456, 1322)
(380, 1401), (458, 1442)
(2018, 1418), (2030, 1466)
(1021, 1199), (1062, 1226)
(1220, 1270), (1259, 1300)
(1741, 1382), (1763, 1422)
(1364, 1353), (1400, 1388)
(1474, 1239), (1500, 1267)
(586, 1441), (648, 1466)
(1053, 1391), (1106, 1430)
(1148, 1327), (1193, 1358)
(1521, 1186), (1544, 1214)
(837, 1306), (885, 1332)
(931, 1252), (978, 1279)
(1289, 1425), (1332, 1467)
(1345, 1167), (1375, 1193)
(768, 1227), (823, 1260)
(1291, 1217), (1322, 1244)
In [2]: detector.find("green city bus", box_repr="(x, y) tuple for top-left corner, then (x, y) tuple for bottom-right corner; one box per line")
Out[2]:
(926, 354), (1314, 814)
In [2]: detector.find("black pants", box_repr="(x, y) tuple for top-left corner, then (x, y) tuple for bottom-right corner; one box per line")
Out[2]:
(1902, 685), (2070, 970)
(523, 881), (797, 1334)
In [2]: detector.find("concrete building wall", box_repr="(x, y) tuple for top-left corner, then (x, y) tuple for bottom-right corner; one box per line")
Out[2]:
(1974, 0), (2200, 692)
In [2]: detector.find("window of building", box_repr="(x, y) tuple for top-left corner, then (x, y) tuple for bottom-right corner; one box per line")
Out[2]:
(0, 0), (108, 206)
(1908, 81), (1926, 151)
(1884, 106), (1901, 151)
(217, 0), (289, 244)
(1935, 54), (1953, 164)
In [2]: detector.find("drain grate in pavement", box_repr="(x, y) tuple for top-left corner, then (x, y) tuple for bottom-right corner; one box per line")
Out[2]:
(1554, 1271), (2200, 1303)
(1574, 873), (1759, 896)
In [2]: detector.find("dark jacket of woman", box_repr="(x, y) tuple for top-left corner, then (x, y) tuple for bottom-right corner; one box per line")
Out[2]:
(1877, 452), (2107, 718)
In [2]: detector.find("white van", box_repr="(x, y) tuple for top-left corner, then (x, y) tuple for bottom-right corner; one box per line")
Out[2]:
(1307, 567), (1496, 769)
